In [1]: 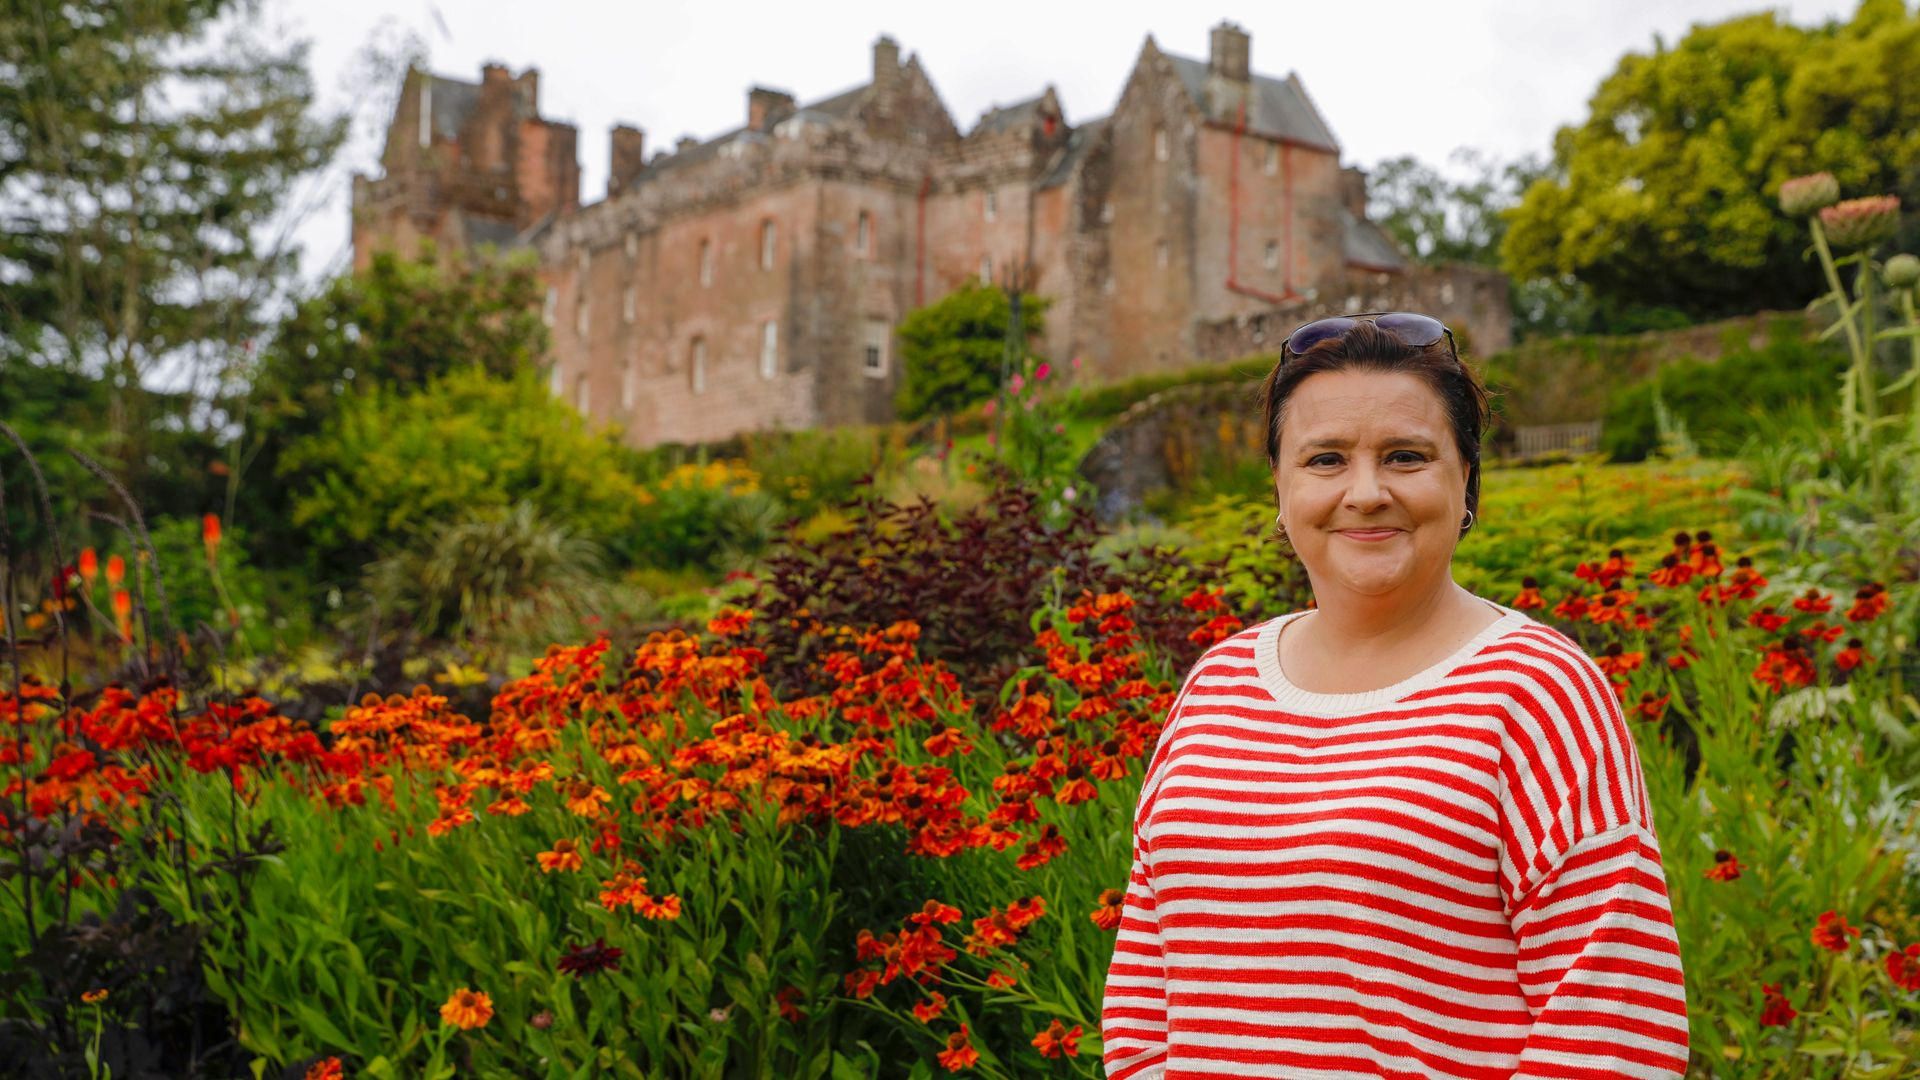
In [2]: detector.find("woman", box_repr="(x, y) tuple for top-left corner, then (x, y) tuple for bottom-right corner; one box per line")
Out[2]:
(1100, 313), (1689, 1079)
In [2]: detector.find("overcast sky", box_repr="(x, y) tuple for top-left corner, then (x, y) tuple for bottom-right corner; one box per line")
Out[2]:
(283, 0), (1860, 281)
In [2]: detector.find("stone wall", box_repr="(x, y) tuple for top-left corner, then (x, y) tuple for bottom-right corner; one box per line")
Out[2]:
(1077, 380), (1267, 520)
(1191, 263), (1513, 364)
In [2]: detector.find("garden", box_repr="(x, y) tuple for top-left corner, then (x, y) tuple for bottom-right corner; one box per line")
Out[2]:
(5, 2), (1920, 1078)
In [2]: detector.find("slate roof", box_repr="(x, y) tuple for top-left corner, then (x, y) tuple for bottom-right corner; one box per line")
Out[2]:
(1039, 117), (1106, 189)
(972, 94), (1047, 137)
(1161, 53), (1339, 151)
(425, 74), (482, 140)
(1340, 207), (1408, 270)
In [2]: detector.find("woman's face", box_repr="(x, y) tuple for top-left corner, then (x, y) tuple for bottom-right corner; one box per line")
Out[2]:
(1272, 369), (1470, 603)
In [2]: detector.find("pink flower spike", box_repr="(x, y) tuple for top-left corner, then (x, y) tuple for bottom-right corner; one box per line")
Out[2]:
(1009, 373), (1026, 394)
(982, 399), (997, 417)
(1070, 355), (1082, 371)
(1034, 362), (1052, 381)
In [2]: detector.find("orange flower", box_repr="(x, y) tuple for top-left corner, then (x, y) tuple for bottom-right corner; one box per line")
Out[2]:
(538, 839), (585, 873)
(487, 794), (531, 816)
(985, 970), (1017, 989)
(81, 988), (109, 1005)
(78, 548), (98, 587)
(1005, 895), (1046, 930)
(1633, 692), (1669, 722)
(111, 589), (133, 641)
(304, 1058), (344, 1080)
(564, 779), (612, 817)
(1015, 825), (1067, 871)
(1846, 583), (1888, 622)
(1031, 1019), (1082, 1058)
(1090, 887), (1126, 930)
(910, 899), (963, 926)
(439, 987), (493, 1029)
(1704, 850), (1742, 882)
(913, 991), (949, 1023)
(1792, 588), (1832, 614)
(105, 554), (126, 588)
(201, 513), (222, 560)
(1510, 577), (1546, 610)
(1835, 639), (1871, 672)
(937, 1025), (980, 1071)
(1811, 910), (1859, 953)
(636, 893), (682, 920)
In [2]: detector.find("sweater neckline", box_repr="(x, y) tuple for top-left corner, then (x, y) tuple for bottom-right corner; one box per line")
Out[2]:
(1253, 601), (1528, 713)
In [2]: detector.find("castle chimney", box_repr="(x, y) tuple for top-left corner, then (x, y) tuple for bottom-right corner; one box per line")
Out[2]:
(675, 135), (699, 154)
(1209, 22), (1250, 82)
(748, 86), (797, 132)
(609, 125), (646, 194)
(482, 62), (510, 86)
(1340, 166), (1371, 219)
(872, 35), (901, 86)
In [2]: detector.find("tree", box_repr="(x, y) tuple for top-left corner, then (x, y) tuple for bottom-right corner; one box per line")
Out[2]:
(894, 281), (1048, 421)
(1502, 0), (1920, 320)
(239, 243), (550, 497)
(0, 0), (345, 483)
(1366, 150), (1532, 268)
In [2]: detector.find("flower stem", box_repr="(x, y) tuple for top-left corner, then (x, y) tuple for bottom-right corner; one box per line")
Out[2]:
(1808, 220), (1866, 447)
(1903, 290), (1920, 448)
(1855, 261), (1882, 508)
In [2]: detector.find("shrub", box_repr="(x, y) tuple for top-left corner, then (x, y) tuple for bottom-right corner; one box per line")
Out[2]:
(1602, 332), (1848, 461)
(735, 426), (887, 518)
(279, 368), (648, 586)
(894, 282), (1048, 421)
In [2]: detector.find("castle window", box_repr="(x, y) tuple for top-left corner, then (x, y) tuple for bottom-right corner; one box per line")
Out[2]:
(984, 190), (997, 222)
(543, 287), (558, 327)
(862, 319), (889, 378)
(760, 320), (779, 379)
(549, 362), (564, 397)
(856, 211), (872, 255)
(621, 356), (636, 410)
(760, 220), (777, 270)
(574, 374), (590, 415)
(625, 232), (638, 259)
(575, 299), (590, 338)
(979, 255), (992, 282)
(623, 287), (636, 324)
(1155, 240), (1169, 269)
(690, 337), (708, 394)
(1263, 240), (1280, 270)
(1263, 142), (1279, 176)
(699, 239), (713, 287)
(1441, 281), (1456, 305)
(1153, 126), (1169, 162)
(577, 249), (591, 275)
(1099, 203), (1114, 224)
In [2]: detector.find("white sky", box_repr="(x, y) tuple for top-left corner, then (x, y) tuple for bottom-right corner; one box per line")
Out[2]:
(283, 0), (1861, 282)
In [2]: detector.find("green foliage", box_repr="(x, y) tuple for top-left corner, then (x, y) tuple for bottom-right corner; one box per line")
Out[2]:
(1502, 1), (1920, 319)
(279, 368), (647, 587)
(894, 282), (1048, 421)
(1366, 150), (1536, 268)
(630, 462), (783, 572)
(136, 515), (312, 655)
(1601, 334), (1849, 461)
(1065, 356), (1272, 422)
(360, 502), (616, 662)
(733, 426), (886, 518)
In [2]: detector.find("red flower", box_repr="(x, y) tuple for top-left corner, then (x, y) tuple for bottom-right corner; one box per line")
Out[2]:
(557, 937), (624, 978)
(1792, 588), (1832, 615)
(1746, 606), (1788, 633)
(1551, 593), (1589, 621)
(913, 991), (949, 1023)
(1704, 850), (1742, 881)
(910, 900), (963, 927)
(937, 1025), (980, 1071)
(1811, 910), (1859, 952)
(1835, 639), (1871, 672)
(1511, 577), (1546, 611)
(1887, 944), (1920, 992)
(1759, 983), (1798, 1027)
(986, 969), (1019, 988)
(1090, 887), (1126, 930)
(303, 1059), (344, 1080)
(1031, 1019), (1083, 1058)
(201, 513), (222, 560)
(1633, 692), (1670, 722)
(1846, 583), (1889, 622)
(1648, 554), (1693, 588)
(1015, 825), (1067, 870)
(1596, 642), (1644, 678)
(1799, 621), (1843, 644)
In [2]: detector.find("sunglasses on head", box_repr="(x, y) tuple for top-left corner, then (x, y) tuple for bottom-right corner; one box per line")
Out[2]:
(1280, 311), (1456, 362)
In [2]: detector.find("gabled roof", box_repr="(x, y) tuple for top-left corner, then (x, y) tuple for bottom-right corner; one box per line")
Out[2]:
(1160, 53), (1339, 151)
(970, 87), (1059, 137)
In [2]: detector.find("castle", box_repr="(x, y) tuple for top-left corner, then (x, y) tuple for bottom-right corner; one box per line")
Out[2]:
(351, 23), (1510, 447)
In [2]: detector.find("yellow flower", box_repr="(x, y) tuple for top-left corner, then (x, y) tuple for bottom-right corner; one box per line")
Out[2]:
(439, 987), (493, 1030)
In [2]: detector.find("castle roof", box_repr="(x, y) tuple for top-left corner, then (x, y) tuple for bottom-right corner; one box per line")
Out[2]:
(971, 91), (1051, 137)
(424, 74), (483, 140)
(1160, 53), (1339, 151)
(1340, 206), (1409, 271)
(1039, 117), (1106, 189)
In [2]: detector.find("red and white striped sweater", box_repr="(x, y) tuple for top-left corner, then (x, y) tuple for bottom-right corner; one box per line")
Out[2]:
(1101, 606), (1689, 1079)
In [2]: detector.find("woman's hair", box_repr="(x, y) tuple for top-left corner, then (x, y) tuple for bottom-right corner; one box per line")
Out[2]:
(1260, 322), (1492, 522)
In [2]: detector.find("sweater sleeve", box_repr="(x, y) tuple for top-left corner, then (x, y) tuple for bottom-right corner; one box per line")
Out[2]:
(1497, 628), (1690, 1077)
(1508, 823), (1690, 1078)
(1101, 649), (1212, 1080)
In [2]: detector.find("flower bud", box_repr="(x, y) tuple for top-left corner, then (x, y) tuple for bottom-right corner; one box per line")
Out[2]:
(1819, 195), (1900, 250)
(1778, 172), (1839, 217)
(1884, 252), (1920, 289)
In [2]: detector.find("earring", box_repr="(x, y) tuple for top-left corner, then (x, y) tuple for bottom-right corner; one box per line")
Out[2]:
(1461, 509), (1476, 534)
(1273, 511), (1293, 552)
